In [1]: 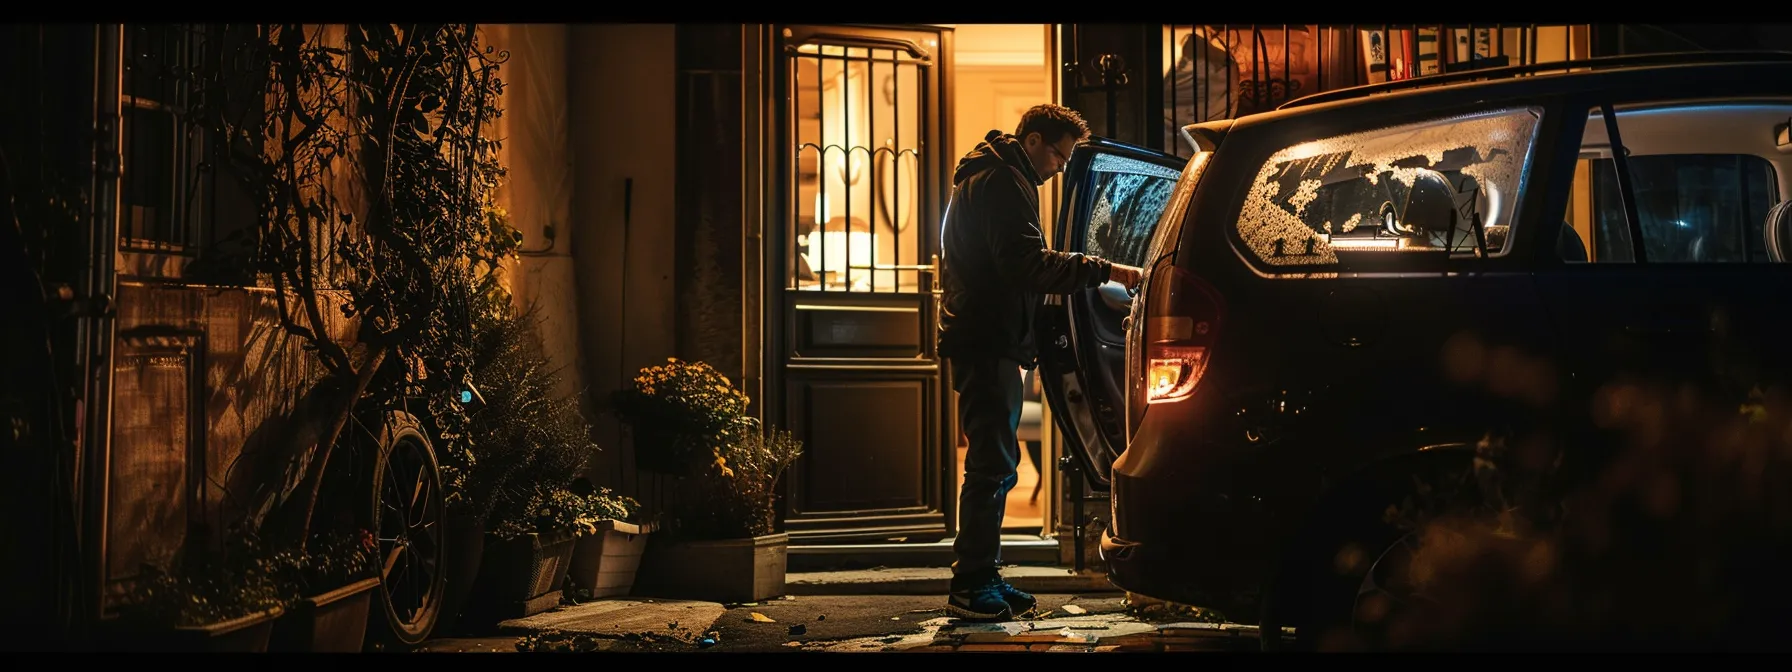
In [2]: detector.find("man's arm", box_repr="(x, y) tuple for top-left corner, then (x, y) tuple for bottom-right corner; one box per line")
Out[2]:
(986, 178), (1140, 294)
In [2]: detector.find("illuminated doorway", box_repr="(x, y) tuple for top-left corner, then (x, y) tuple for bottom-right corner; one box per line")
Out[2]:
(945, 24), (1057, 536)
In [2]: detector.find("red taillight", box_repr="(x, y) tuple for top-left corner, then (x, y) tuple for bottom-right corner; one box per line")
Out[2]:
(1146, 344), (1207, 403)
(1142, 265), (1224, 405)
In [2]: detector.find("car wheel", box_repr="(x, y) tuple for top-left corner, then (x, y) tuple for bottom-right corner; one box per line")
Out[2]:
(1349, 529), (1442, 648)
(1275, 456), (1478, 651)
(362, 410), (447, 649)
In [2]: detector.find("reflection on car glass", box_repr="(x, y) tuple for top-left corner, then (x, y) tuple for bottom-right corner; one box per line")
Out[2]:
(1086, 153), (1181, 267)
(1238, 107), (1540, 266)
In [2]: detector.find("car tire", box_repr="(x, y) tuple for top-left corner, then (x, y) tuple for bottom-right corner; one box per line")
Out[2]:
(1270, 454), (1479, 652)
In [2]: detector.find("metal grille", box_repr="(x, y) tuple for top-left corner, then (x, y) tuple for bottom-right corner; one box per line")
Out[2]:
(120, 24), (208, 251)
(1160, 24), (1556, 156)
(789, 43), (927, 293)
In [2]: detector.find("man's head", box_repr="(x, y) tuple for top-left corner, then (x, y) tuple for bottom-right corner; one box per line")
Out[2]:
(1014, 103), (1090, 180)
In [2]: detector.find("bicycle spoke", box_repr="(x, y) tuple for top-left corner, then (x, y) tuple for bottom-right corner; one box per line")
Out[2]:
(383, 544), (404, 580)
(410, 456), (426, 510)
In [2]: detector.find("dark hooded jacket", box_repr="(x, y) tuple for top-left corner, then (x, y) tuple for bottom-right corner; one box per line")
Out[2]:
(937, 130), (1112, 367)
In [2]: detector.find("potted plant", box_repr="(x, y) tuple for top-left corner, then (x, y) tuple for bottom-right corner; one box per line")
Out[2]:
(266, 528), (381, 652)
(616, 360), (804, 603)
(468, 485), (586, 620)
(610, 358), (754, 476)
(430, 274), (521, 636)
(105, 531), (289, 652)
(564, 478), (653, 600)
(449, 295), (601, 626)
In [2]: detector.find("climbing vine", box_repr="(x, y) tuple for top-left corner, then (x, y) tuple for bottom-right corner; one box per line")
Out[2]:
(185, 23), (517, 543)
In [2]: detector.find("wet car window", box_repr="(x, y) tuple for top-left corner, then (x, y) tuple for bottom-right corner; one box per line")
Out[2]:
(1236, 106), (1543, 267)
(1084, 153), (1182, 268)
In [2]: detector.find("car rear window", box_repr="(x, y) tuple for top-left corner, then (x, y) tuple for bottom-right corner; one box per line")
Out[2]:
(1235, 106), (1544, 268)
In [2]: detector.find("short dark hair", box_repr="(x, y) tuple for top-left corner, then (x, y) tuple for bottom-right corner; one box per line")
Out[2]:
(1015, 103), (1090, 145)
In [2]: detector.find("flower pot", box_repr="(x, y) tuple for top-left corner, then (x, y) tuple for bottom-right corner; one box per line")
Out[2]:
(466, 529), (578, 621)
(436, 511), (487, 635)
(102, 607), (285, 652)
(268, 577), (380, 652)
(634, 533), (788, 603)
(567, 520), (655, 599)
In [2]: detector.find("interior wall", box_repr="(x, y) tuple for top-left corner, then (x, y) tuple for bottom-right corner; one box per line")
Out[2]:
(947, 24), (1058, 241)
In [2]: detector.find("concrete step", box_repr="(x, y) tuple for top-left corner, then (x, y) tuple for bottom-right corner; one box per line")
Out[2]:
(788, 535), (1068, 572)
(786, 565), (1116, 596)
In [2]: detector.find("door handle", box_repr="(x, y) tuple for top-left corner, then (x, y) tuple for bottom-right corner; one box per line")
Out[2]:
(930, 254), (941, 298)
(872, 255), (941, 296)
(1096, 281), (1133, 312)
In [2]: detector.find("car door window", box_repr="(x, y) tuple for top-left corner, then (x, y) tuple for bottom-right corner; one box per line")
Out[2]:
(1564, 101), (1787, 264)
(1079, 153), (1183, 269)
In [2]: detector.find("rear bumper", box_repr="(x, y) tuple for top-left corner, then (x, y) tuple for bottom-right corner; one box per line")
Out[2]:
(1098, 462), (1276, 618)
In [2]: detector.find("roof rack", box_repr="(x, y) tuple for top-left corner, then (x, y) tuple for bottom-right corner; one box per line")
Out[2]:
(1277, 50), (1792, 111)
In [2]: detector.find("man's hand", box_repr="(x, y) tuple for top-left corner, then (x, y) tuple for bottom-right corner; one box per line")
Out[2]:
(1108, 263), (1143, 290)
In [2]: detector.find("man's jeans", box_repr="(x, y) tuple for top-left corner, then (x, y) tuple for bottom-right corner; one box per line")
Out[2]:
(948, 356), (1023, 581)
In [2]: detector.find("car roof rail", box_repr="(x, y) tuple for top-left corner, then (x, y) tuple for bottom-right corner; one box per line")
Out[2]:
(1277, 50), (1792, 111)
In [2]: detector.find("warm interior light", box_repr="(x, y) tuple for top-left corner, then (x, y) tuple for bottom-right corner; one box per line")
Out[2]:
(817, 230), (875, 291)
(1327, 236), (1401, 249)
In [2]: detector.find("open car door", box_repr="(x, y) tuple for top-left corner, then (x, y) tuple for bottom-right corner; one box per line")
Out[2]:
(1036, 137), (1185, 493)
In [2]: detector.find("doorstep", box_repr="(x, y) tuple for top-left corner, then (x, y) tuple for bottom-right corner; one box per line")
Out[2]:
(786, 565), (1115, 596)
(787, 535), (1063, 572)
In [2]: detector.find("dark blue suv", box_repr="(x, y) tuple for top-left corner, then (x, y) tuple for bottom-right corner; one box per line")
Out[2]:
(1036, 51), (1792, 650)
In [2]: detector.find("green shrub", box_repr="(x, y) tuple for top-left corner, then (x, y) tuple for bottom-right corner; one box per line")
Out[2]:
(464, 299), (598, 536)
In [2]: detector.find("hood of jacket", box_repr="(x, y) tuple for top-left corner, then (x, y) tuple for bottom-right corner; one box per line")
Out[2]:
(953, 129), (1043, 188)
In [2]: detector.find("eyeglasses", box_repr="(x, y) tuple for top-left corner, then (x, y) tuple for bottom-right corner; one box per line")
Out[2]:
(1045, 142), (1072, 164)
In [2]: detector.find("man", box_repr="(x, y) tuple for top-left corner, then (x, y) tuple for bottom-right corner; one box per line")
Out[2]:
(937, 104), (1143, 621)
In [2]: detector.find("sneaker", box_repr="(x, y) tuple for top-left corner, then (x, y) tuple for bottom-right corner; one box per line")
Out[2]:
(946, 575), (1013, 622)
(995, 579), (1037, 617)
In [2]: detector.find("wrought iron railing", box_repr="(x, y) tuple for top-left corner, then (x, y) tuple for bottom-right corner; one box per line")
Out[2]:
(787, 41), (931, 294)
(1156, 24), (1563, 156)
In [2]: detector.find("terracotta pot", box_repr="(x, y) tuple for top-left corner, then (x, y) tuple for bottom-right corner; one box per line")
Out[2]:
(634, 533), (788, 603)
(566, 520), (655, 599)
(268, 577), (380, 652)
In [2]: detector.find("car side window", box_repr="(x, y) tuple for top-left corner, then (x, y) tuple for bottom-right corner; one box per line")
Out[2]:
(1233, 106), (1543, 269)
(1563, 100), (1787, 264)
(1081, 153), (1183, 268)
